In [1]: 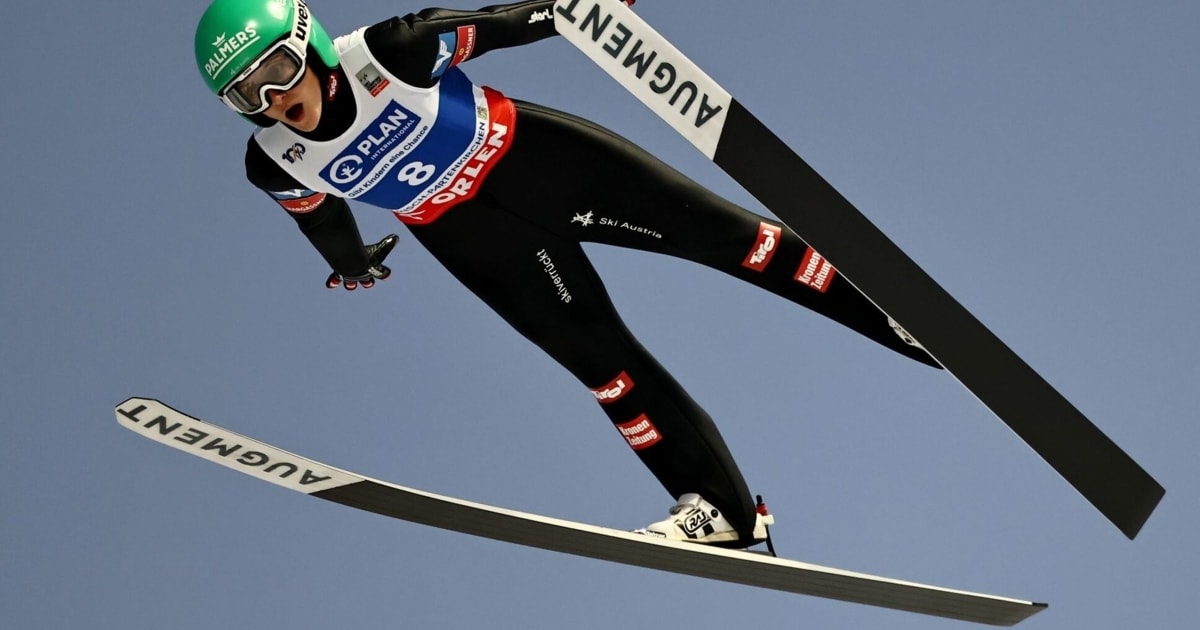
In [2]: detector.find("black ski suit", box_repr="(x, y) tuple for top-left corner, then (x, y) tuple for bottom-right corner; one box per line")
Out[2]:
(243, 1), (937, 543)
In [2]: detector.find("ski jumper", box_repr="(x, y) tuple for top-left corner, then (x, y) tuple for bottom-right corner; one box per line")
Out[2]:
(244, 1), (937, 543)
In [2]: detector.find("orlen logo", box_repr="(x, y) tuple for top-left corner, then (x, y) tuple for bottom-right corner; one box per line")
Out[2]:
(616, 414), (662, 451)
(591, 371), (634, 404)
(795, 247), (837, 293)
(741, 222), (782, 272)
(427, 121), (508, 206)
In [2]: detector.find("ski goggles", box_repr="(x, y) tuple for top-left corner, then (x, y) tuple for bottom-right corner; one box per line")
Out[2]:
(219, 39), (307, 115)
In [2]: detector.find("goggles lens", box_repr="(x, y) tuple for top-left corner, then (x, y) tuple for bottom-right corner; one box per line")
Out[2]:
(221, 42), (306, 115)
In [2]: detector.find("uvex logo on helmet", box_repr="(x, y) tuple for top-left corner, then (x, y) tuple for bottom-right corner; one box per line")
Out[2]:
(288, 0), (313, 44)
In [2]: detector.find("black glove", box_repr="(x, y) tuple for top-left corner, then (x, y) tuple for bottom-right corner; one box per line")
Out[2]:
(325, 233), (400, 291)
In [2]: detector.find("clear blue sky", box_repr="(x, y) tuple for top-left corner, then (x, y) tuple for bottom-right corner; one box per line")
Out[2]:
(3, 1), (1196, 628)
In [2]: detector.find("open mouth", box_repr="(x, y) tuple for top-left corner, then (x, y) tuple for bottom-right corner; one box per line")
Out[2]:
(285, 103), (305, 122)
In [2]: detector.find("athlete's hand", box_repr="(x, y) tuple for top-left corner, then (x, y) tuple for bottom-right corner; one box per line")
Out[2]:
(326, 233), (400, 291)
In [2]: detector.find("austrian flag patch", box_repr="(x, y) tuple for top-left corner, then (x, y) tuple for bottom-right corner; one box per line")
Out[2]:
(616, 414), (662, 451)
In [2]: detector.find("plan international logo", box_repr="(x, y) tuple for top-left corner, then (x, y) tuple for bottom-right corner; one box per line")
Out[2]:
(320, 100), (423, 193)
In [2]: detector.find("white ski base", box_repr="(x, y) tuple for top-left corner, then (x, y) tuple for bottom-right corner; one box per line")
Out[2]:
(116, 397), (1045, 626)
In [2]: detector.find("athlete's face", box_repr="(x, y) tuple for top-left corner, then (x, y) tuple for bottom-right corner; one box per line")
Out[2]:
(262, 66), (323, 132)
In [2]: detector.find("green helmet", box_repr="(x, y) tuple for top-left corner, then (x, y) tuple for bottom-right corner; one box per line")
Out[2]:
(194, 0), (339, 98)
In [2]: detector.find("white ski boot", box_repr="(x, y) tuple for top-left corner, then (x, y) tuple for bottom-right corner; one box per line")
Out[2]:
(634, 493), (774, 547)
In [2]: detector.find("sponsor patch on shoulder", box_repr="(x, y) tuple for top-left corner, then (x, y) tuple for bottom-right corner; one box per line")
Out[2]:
(355, 61), (390, 97)
(268, 188), (328, 213)
(432, 25), (477, 78)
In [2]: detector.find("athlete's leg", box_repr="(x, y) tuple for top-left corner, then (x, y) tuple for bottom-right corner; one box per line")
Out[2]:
(490, 101), (937, 367)
(406, 198), (761, 541)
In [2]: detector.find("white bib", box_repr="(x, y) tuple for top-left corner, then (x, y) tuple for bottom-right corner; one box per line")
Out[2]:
(254, 27), (515, 224)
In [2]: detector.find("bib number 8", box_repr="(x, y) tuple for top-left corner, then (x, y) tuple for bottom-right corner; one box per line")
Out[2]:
(397, 161), (436, 186)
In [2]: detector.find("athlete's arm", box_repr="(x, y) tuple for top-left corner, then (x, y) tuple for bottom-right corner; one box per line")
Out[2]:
(364, 1), (631, 87)
(244, 136), (377, 284)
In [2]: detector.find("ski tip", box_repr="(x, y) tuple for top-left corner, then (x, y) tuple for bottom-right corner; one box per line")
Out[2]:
(1117, 485), (1166, 540)
(116, 395), (158, 407)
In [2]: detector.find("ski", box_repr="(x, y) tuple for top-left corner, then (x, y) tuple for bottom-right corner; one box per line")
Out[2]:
(116, 397), (1046, 626)
(553, 0), (1163, 539)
